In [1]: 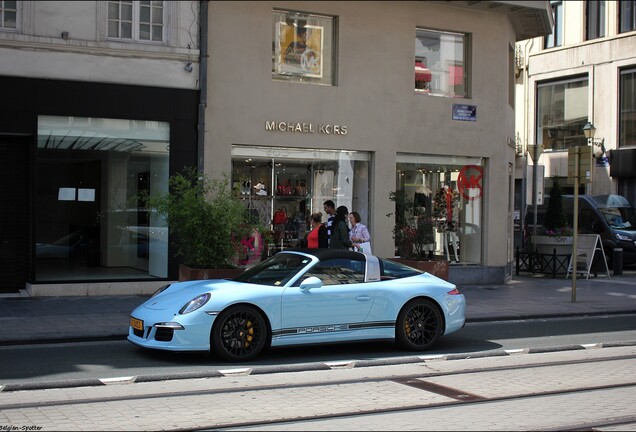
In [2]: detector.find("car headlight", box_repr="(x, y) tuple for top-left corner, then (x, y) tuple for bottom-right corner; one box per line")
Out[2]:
(179, 293), (211, 314)
(151, 284), (171, 298)
(615, 233), (632, 241)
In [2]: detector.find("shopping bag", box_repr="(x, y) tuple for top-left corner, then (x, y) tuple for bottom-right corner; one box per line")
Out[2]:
(359, 241), (372, 254)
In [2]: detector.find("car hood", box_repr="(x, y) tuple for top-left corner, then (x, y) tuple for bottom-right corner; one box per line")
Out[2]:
(142, 279), (239, 311)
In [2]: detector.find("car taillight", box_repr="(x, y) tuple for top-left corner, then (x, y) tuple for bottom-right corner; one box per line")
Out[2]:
(446, 288), (461, 295)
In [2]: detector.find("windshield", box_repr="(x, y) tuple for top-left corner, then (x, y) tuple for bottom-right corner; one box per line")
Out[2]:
(233, 252), (313, 286)
(599, 207), (636, 230)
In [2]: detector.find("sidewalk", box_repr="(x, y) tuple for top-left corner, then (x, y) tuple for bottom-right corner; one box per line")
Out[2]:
(0, 271), (635, 345)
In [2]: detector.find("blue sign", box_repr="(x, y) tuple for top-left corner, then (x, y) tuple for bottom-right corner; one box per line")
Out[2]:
(452, 104), (477, 122)
(596, 155), (609, 167)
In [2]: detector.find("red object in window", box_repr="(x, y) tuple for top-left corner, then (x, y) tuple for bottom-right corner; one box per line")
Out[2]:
(449, 65), (464, 85)
(415, 61), (431, 82)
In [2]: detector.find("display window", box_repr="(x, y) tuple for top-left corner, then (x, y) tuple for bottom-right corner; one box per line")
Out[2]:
(35, 115), (169, 281)
(395, 154), (483, 264)
(272, 9), (335, 85)
(415, 28), (469, 97)
(231, 146), (370, 256)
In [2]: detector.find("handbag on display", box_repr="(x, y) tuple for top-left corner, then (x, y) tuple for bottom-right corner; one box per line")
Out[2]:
(273, 207), (288, 225)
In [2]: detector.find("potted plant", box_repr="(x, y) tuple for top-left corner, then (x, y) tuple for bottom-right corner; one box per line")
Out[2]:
(532, 176), (574, 255)
(387, 190), (449, 280)
(143, 167), (269, 281)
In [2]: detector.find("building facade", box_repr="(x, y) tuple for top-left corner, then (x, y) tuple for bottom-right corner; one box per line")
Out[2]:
(205, 1), (550, 285)
(514, 0), (636, 248)
(0, 1), (200, 295)
(0, 1), (551, 296)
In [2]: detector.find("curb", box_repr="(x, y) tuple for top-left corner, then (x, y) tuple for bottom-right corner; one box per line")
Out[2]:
(2, 340), (636, 393)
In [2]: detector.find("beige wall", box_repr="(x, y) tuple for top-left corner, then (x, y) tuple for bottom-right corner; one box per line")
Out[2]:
(206, 1), (519, 271)
(515, 1), (636, 197)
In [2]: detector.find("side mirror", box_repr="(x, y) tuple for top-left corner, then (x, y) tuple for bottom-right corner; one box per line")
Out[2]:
(299, 276), (323, 291)
(592, 221), (603, 234)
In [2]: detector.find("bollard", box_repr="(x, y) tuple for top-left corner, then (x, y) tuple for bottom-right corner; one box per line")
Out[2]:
(613, 247), (623, 276)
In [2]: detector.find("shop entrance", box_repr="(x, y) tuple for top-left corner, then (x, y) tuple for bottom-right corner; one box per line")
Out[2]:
(0, 136), (30, 293)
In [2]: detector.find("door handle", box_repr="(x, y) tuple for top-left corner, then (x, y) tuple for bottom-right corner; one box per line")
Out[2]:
(356, 295), (371, 301)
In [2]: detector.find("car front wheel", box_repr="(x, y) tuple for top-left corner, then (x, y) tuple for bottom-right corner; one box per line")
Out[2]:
(396, 299), (442, 351)
(211, 305), (268, 362)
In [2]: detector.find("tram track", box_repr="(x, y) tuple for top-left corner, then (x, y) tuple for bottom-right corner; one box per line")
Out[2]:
(1, 348), (636, 431)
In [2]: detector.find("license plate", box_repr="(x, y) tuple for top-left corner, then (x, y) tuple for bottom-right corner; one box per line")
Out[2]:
(130, 317), (144, 331)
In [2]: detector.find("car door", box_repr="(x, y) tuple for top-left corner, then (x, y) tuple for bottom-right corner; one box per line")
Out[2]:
(280, 258), (375, 337)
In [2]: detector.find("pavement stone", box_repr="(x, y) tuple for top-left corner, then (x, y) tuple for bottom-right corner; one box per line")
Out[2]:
(0, 270), (635, 345)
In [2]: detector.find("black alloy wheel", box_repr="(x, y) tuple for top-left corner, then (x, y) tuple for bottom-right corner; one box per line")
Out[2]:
(211, 305), (268, 362)
(396, 299), (442, 351)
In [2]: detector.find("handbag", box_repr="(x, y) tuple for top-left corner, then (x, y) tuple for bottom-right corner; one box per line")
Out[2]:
(273, 208), (288, 225)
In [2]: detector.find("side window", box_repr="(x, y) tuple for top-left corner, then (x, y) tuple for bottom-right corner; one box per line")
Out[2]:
(304, 259), (365, 285)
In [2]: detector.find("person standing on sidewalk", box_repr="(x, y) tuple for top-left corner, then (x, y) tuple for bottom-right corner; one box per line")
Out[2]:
(323, 200), (336, 246)
(329, 205), (353, 249)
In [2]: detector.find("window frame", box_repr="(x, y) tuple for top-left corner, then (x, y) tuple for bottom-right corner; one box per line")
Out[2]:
(544, 0), (563, 49)
(536, 75), (589, 152)
(620, 0), (636, 33)
(107, 0), (165, 43)
(619, 67), (636, 148)
(415, 27), (470, 98)
(271, 9), (336, 86)
(586, 0), (605, 40)
(0, 0), (18, 31)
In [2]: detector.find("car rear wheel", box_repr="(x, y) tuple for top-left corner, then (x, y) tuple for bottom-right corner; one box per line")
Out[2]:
(396, 299), (442, 351)
(211, 305), (268, 362)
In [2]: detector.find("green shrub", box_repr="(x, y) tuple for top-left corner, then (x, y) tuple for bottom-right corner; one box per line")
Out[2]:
(144, 167), (257, 269)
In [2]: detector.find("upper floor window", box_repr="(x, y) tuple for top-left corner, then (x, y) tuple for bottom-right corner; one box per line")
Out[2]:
(620, 0), (636, 33)
(619, 68), (636, 147)
(108, 1), (164, 42)
(415, 28), (468, 98)
(545, 1), (563, 48)
(586, 1), (605, 40)
(537, 76), (589, 151)
(272, 9), (335, 86)
(0, 0), (17, 30)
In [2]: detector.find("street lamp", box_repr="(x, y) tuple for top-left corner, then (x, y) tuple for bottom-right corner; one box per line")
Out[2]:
(582, 122), (606, 158)
(527, 144), (544, 237)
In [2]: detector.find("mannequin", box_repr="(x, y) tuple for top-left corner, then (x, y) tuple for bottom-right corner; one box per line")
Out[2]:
(433, 185), (460, 262)
(414, 184), (434, 258)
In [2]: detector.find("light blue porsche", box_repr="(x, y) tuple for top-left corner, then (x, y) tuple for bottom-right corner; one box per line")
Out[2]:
(128, 249), (466, 362)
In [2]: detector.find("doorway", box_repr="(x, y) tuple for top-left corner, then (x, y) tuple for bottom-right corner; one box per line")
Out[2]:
(0, 136), (30, 293)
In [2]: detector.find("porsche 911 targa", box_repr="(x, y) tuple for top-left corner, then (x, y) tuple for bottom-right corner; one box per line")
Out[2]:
(128, 249), (466, 361)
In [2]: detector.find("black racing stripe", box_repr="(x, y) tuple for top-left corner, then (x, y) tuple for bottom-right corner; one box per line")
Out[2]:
(272, 321), (396, 337)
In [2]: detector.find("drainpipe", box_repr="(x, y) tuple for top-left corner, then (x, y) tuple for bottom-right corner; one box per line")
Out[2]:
(197, 0), (209, 175)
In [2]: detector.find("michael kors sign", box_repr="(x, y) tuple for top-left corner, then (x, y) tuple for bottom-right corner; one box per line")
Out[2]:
(265, 121), (348, 135)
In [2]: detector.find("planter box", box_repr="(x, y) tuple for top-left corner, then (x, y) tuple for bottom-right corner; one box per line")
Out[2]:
(388, 258), (449, 281)
(179, 264), (245, 281)
(531, 235), (574, 255)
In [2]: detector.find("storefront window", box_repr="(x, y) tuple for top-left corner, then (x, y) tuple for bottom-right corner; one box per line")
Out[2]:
(395, 154), (483, 264)
(272, 9), (335, 85)
(537, 77), (589, 151)
(415, 28), (468, 97)
(232, 146), (370, 257)
(36, 116), (169, 281)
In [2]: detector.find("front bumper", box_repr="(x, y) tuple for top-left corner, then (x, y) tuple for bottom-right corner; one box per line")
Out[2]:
(127, 306), (216, 352)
